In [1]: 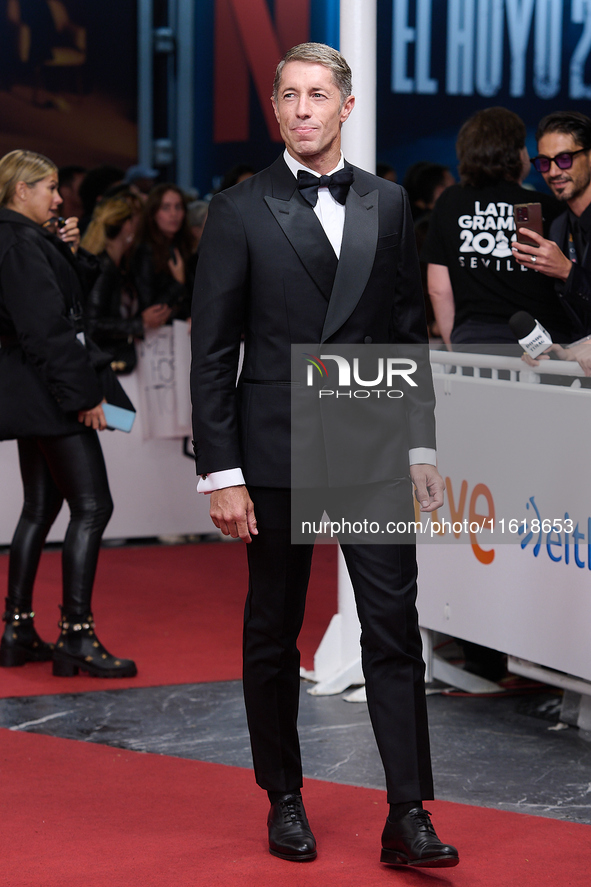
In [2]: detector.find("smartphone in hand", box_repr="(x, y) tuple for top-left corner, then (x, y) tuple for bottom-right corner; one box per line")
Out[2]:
(514, 203), (543, 247)
(102, 403), (136, 433)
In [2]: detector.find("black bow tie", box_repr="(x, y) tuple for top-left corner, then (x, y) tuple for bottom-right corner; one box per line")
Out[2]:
(296, 167), (354, 207)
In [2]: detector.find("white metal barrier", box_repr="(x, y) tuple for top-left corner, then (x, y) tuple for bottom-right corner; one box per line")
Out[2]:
(302, 350), (591, 723)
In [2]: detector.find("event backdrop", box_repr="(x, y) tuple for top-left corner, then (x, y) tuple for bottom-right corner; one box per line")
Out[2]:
(0, 0), (137, 168)
(194, 0), (591, 194)
(2, 3), (591, 201)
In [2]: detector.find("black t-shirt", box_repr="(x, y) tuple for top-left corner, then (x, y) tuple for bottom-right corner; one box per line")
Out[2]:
(422, 181), (570, 338)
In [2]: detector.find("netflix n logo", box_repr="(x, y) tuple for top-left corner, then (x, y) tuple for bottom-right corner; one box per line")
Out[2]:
(214, 0), (311, 143)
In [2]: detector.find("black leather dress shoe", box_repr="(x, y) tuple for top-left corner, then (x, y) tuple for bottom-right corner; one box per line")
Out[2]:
(267, 793), (317, 861)
(380, 808), (459, 867)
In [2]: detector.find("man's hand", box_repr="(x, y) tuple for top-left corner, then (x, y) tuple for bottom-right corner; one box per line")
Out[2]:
(511, 229), (572, 280)
(210, 485), (258, 542)
(521, 350), (550, 368)
(569, 341), (591, 375)
(410, 464), (445, 512)
(523, 341), (591, 376)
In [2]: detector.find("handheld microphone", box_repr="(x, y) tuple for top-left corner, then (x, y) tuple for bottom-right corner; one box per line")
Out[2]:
(509, 311), (553, 358)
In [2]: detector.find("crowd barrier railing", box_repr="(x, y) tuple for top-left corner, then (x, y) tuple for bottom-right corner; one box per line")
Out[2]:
(303, 349), (591, 732)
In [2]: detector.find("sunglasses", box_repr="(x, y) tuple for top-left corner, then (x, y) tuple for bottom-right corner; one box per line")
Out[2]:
(531, 148), (588, 173)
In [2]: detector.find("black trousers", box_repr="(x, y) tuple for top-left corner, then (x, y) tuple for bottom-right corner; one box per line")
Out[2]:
(8, 432), (113, 615)
(243, 486), (434, 804)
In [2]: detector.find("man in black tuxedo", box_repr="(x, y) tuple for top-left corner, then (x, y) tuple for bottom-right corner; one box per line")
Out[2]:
(191, 43), (458, 868)
(512, 110), (591, 335)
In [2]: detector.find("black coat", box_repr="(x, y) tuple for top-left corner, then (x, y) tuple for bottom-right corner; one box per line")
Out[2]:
(550, 211), (591, 336)
(131, 242), (193, 320)
(0, 207), (104, 439)
(85, 252), (143, 372)
(190, 156), (435, 488)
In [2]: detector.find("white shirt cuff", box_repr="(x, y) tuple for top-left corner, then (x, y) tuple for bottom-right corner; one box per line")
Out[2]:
(198, 454), (436, 491)
(197, 468), (246, 493)
(409, 448), (437, 466)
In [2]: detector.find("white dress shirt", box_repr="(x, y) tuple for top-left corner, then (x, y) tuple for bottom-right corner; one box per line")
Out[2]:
(283, 149), (346, 257)
(197, 151), (435, 493)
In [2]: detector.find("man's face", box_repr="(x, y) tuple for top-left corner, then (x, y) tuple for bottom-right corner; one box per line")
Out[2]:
(272, 61), (354, 171)
(537, 131), (591, 206)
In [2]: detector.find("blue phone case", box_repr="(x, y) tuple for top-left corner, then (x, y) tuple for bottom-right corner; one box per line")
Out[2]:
(102, 403), (136, 433)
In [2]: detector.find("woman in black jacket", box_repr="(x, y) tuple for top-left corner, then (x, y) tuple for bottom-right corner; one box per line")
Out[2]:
(0, 150), (136, 678)
(131, 183), (194, 321)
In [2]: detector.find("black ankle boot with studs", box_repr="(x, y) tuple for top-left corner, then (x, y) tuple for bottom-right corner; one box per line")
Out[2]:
(52, 610), (137, 678)
(0, 601), (54, 667)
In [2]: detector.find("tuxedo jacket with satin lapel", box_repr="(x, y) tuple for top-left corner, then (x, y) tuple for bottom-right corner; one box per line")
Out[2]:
(190, 155), (436, 488)
(550, 212), (591, 336)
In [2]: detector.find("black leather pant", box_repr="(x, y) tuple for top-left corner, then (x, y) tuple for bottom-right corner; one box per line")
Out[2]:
(7, 432), (113, 616)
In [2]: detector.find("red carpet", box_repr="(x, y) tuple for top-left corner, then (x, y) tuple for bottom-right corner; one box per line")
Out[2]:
(2, 727), (590, 887)
(0, 542), (337, 698)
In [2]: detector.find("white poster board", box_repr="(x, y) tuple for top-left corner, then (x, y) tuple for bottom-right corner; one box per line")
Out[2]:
(134, 322), (192, 440)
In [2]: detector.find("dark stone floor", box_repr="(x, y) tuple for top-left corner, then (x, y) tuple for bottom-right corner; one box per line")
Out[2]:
(1, 679), (590, 824)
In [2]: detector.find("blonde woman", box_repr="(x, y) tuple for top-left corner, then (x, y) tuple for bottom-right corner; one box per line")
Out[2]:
(0, 150), (136, 678)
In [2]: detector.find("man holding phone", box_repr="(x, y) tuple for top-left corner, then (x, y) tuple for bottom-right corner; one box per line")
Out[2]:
(512, 111), (591, 336)
(423, 107), (568, 346)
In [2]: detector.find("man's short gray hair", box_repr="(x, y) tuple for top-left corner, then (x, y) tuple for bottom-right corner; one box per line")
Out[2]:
(273, 43), (352, 106)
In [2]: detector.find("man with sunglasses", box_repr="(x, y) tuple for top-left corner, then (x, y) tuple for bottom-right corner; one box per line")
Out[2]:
(512, 111), (591, 335)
